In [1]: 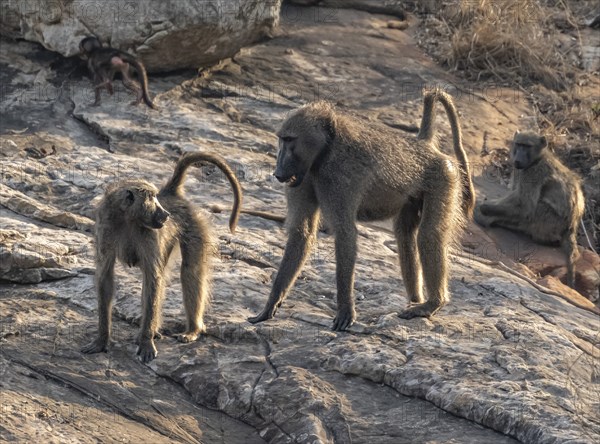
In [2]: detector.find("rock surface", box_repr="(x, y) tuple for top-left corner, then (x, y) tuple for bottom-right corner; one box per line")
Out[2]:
(0, 0), (281, 72)
(1, 4), (599, 443)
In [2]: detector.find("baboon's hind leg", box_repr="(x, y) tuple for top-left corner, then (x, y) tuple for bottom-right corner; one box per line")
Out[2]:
(124, 79), (143, 106)
(178, 218), (212, 343)
(399, 166), (458, 319)
(120, 66), (143, 106)
(394, 199), (424, 304)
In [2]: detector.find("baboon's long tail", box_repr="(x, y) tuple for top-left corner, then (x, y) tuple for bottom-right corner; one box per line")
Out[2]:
(418, 89), (475, 218)
(123, 54), (156, 109)
(162, 152), (243, 233)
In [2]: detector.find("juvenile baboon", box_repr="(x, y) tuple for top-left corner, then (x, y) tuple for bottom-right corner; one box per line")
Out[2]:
(81, 152), (242, 362)
(248, 89), (475, 330)
(79, 36), (156, 109)
(474, 131), (585, 287)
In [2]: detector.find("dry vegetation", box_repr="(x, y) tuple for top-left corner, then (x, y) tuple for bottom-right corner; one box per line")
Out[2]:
(406, 0), (599, 249)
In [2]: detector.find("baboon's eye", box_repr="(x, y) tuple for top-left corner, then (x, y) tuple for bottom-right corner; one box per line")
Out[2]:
(281, 136), (296, 143)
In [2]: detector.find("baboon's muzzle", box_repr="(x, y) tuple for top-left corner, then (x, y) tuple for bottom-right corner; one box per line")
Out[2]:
(151, 209), (170, 229)
(274, 171), (303, 187)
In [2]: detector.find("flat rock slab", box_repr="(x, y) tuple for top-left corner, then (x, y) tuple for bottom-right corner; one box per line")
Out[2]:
(1, 4), (599, 444)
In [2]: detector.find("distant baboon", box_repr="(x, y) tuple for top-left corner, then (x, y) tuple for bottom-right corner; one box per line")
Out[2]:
(474, 131), (585, 288)
(79, 36), (156, 109)
(82, 152), (242, 363)
(248, 89), (475, 330)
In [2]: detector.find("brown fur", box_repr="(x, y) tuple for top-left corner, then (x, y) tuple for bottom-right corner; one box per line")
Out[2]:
(79, 36), (156, 109)
(474, 131), (585, 288)
(81, 152), (242, 362)
(248, 89), (474, 330)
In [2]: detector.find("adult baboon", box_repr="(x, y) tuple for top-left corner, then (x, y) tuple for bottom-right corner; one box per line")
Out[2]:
(79, 36), (156, 109)
(82, 152), (242, 363)
(248, 89), (475, 330)
(474, 131), (585, 288)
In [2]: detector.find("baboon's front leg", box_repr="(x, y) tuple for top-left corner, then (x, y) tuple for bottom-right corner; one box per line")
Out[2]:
(90, 68), (113, 106)
(332, 223), (358, 331)
(136, 266), (166, 363)
(81, 252), (116, 354)
(92, 77), (104, 106)
(248, 194), (319, 324)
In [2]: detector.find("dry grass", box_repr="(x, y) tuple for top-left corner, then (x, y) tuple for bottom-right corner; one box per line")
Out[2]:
(442, 0), (568, 90)
(411, 0), (599, 249)
(414, 0), (599, 134)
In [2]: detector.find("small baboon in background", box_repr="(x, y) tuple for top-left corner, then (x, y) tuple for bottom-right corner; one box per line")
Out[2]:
(475, 131), (585, 288)
(248, 89), (475, 330)
(82, 152), (242, 363)
(79, 36), (156, 109)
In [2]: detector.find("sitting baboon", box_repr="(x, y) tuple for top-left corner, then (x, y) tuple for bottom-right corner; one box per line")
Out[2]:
(248, 89), (475, 330)
(82, 152), (242, 363)
(475, 131), (585, 288)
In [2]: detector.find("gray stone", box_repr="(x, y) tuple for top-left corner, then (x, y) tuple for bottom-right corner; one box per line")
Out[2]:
(1, 0), (281, 72)
(0, 4), (598, 443)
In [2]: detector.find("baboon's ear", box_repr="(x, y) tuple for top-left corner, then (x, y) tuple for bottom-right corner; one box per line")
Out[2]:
(320, 114), (337, 142)
(539, 136), (548, 148)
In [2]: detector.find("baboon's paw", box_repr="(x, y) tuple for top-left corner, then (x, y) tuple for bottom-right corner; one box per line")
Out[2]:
(176, 331), (201, 343)
(81, 337), (109, 354)
(332, 307), (356, 331)
(136, 340), (157, 363)
(398, 303), (438, 319)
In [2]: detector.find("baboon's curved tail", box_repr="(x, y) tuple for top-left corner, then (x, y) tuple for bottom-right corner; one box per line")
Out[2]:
(161, 152), (243, 233)
(122, 54), (156, 109)
(418, 88), (475, 217)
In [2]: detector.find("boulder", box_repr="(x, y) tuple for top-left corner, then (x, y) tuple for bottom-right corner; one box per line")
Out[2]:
(0, 0), (281, 72)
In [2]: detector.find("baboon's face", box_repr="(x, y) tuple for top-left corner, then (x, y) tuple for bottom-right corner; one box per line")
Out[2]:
(120, 186), (170, 229)
(510, 132), (547, 170)
(79, 37), (99, 56)
(274, 111), (329, 188)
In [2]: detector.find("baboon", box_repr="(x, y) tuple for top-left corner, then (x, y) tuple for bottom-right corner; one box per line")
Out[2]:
(79, 36), (156, 109)
(81, 152), (242, 363)
(474, 131), (585, 288)
(248, 89), (475, 330)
